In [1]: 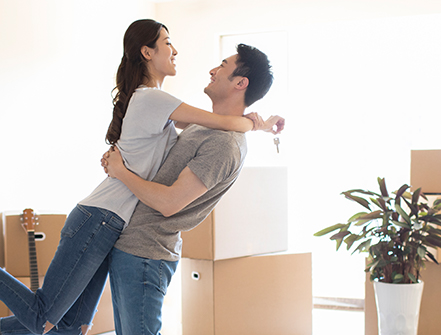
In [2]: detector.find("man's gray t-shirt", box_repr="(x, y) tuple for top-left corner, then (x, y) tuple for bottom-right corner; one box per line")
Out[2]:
(113, 124), (247, 261)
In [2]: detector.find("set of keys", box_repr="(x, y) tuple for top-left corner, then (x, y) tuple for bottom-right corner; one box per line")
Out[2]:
(273, 137), (280, 153)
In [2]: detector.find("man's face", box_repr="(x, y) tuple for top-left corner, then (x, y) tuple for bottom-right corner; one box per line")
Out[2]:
(204, 54), (239, 100)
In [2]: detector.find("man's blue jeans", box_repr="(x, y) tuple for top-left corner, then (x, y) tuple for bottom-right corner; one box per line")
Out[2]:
(109, 248), (179, 335)
(0, 205), (125, 334)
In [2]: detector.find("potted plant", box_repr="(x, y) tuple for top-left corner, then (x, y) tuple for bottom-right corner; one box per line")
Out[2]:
(314, 177), (441, 335)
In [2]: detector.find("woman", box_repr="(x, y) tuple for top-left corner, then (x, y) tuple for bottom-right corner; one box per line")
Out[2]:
(0, 19), (273, 335)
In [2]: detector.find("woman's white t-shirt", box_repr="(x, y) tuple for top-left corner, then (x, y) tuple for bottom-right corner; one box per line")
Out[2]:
(79, 87), (182, 224)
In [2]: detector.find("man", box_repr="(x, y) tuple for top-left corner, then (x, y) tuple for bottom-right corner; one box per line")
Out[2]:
(0, 44), (282, 335)
(103, 43), (283, 334)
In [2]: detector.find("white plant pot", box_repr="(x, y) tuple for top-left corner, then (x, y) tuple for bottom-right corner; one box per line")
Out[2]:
(373, 280), (424, 335)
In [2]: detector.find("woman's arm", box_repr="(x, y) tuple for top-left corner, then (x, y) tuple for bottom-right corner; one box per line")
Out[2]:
(170, 102), (256, 132)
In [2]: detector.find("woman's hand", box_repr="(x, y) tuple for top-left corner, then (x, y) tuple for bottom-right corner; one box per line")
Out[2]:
(101, 146), (126, 179)
(262, 115), (285, 134)
(245, 113), (285, 134)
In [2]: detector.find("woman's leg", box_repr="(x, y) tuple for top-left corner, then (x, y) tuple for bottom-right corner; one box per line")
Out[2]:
(0, 205), (124, 334)
(108, 248), (178, 335)
(0, 255), (110, 335)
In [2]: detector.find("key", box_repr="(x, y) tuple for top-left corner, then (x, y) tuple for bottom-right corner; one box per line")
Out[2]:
(273, 137), (280, 153)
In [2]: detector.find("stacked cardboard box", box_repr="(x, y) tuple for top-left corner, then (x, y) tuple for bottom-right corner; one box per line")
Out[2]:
(410, 149), (441, 262)
(181, 167), (313, 335)
(0, 211), (114, 335)
(410, 149), (441, 193)
(1, 213), (66, 276)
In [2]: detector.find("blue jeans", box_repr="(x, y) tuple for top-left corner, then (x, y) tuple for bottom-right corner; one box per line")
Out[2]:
(0, 205), (125, 334)
(109, 248), (178, 335)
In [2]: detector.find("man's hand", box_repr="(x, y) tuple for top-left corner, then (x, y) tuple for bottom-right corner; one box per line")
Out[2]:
(101, 146), (126, 179)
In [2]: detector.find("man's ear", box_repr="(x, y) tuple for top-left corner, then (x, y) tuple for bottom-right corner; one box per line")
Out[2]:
(141, 46), (152, 60)
(235, 77), (249, 91)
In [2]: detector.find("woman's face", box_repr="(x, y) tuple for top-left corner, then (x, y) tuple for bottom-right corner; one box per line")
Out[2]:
(146, 28), (178, 81)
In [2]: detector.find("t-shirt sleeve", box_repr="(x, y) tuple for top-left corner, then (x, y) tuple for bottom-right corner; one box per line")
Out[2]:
(187, 134), (241, 190)
(134, 89), (182, 135)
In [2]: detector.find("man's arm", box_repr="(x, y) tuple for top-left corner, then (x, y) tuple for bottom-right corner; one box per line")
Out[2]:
(102, 147), (208, 217)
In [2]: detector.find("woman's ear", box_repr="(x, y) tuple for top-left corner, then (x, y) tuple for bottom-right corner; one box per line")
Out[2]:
(235, 77), (249, 91)
(141, 46), (152, 60)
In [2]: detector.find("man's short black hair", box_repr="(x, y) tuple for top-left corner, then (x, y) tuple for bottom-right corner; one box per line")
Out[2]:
(230, 44), (273, 107)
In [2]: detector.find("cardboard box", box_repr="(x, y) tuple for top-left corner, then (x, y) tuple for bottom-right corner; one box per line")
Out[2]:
(365, 261), (441, 335)
(425, 195), (441, 262)
(410, 150), (441, 193)
(0, 276), (114, 334)
(181, 253), (312, 335)
(0, 214), (4, 268)
(89, 276), (115, 335)
(181, 167), (288, 260)
(1, 212), (66, 277)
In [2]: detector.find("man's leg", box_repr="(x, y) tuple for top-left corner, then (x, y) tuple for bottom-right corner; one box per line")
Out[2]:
(109, 247), (178, 335)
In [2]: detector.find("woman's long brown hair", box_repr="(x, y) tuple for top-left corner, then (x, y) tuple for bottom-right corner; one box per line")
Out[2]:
(106, 19), (168, 145)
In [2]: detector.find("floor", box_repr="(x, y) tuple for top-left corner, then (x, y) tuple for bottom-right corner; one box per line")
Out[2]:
(96, 308), (365, 335)
(313, 309), (364, 335)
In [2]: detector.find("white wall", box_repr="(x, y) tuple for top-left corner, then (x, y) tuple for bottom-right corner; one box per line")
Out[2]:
(0, 0), (155, 214)
(154, 0), (441, 303)
(155, 0), (441, 104)
(155, 0), (441, 246)
(2, 0), (440, 251)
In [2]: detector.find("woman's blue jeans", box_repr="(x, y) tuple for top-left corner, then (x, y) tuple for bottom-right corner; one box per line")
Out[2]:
(109, 248), (178, 335)
(0, 205), (125, 334)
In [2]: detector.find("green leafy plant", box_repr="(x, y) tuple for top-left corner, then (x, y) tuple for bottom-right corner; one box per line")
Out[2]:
(315, 177), (441, 284)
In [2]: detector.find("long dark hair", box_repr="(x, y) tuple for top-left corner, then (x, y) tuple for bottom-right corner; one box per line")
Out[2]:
(106, 19), (168, 145)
